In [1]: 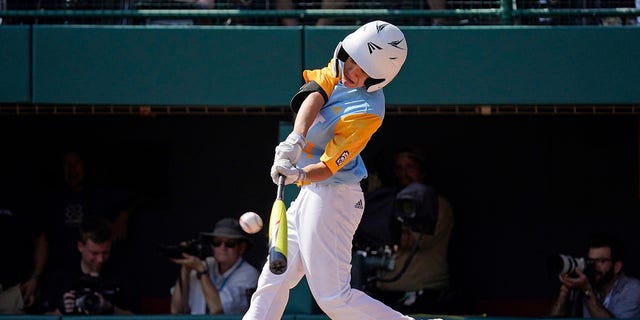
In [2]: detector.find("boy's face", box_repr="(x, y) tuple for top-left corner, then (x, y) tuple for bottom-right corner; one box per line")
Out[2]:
(342, 57), (369, 89)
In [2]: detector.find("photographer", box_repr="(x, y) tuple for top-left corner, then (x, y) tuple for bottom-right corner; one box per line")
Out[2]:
(42, 216), (134, 315)
(358, 147), (455, 314)
(550, 232), (640, 318)
(169, 218), (259, 315)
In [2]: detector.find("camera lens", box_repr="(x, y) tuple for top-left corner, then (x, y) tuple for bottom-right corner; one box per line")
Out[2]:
(547, 254), (585, 276)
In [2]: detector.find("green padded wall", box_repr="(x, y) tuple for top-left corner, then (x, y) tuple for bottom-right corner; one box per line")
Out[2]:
(31, 26), (302, 106)
(303, 26), (640, 105)
(3, 26), (639, 106)
(0, 26), (31, 103)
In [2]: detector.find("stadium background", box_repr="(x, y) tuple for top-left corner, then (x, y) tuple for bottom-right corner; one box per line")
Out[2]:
(1, 3), (640, 316)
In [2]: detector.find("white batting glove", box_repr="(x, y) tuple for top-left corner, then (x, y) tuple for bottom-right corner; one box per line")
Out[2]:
(274, 131), (306, 165)
(270, 159), (306, 185)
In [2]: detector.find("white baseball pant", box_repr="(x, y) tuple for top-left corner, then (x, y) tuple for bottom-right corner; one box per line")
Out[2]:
(243, 183), (414, 320)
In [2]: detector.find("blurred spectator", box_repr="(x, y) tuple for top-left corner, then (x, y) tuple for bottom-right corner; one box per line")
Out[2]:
(169, 218), (259, 315)
(43, 150), (135, 272)
(276, 0), (449, 26)
(62, 0), (127, 24)
(3, 0), (40, 24)
(426, 0), (447, 25)
(218, 0), (275, 25)
(42, 216), (136, 315)
(133, 0), (275, 25)
(550, 232), (640, 318)
(0, 194), (47, 314)
(137, 0), (216, 25)
(356, 146), (456, 314)
(598, 0), (638, 25)
(276, 0), (347, 25)
(513, 0), (626, 25)
(12, 0), (128, 24)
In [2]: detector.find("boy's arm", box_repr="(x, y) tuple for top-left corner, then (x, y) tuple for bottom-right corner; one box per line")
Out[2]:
(290, 59), (340, 112)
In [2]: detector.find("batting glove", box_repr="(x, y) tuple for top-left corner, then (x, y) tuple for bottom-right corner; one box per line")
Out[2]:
(271, 159), (306, 185)
(274, 131), (306, 165)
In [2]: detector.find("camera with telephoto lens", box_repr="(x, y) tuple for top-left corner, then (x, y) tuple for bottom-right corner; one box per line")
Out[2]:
(350, 183), (441, 292)
(157, 237), (210, 260)
(547, 254), (594, 277)
(351, 246), (396, 291)
(394, 182), (439, 234)
(73, 275), (116, 314)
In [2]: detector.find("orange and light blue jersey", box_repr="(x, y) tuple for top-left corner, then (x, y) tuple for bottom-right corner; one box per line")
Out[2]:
(297, 82), (385, 185)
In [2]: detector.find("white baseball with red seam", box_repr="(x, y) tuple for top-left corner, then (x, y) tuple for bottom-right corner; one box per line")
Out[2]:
(239, 211), (263, 234)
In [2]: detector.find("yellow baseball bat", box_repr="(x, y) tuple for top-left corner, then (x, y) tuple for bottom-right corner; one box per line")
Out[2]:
(268, 175), (287, 274)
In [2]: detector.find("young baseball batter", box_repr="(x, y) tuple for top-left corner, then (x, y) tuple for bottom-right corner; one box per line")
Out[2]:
(243, 20), (410, 320)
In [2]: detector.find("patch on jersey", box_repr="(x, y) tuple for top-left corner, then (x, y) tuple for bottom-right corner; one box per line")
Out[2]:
(331, 106), (342, 115)
(354, 199), (363, 209)
(336, 150), (349, 166)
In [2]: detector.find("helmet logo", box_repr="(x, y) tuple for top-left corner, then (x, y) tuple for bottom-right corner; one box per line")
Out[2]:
(376, 22), (390, 32)
(367, 42), (382, 54)
(389, 39), (406, 50)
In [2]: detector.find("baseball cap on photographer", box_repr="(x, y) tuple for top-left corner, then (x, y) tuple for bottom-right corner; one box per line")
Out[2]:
(201, 218), (250, 242)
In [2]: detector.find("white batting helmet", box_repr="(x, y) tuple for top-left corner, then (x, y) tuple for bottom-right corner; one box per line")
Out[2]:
(335, 20), (408, 92)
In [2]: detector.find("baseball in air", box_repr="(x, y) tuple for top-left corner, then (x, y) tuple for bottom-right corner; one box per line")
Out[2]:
(239, 211), (263, 234)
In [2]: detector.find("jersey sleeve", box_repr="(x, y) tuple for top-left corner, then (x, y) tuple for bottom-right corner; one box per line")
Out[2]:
(320, 113), (382, 174)
(290, 59), (340, 113)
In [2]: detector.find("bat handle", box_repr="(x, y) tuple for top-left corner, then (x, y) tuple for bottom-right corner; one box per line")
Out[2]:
(277, 175), (285, 200)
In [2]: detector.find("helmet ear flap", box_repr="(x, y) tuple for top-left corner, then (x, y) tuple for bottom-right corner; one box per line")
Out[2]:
(364, 77), (384, 91)
(337, 47), (349, 62)
(331, 43), (350, 78)
(331, 42), (349, 78)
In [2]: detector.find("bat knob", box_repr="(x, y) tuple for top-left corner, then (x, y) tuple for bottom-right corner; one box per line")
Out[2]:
(269, 260), (287, 275)
(269, 249), (288, 275)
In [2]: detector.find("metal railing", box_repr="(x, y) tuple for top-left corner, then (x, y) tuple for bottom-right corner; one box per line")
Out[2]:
(2, 104), (640, 116)
(1, 0), (639, 26)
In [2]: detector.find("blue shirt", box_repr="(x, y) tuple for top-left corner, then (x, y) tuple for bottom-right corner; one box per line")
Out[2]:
(584, 273), (640, 318)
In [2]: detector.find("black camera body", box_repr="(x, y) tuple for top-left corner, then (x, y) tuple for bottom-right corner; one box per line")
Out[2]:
(75, 288), (102, 314)
(351, 246), (396, 291)
(158, 238), (209, 260)
(73, 275), (117, 314)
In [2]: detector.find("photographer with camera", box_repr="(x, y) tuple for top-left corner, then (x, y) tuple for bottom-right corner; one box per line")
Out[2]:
(168, 218), (259, 315)
(357, 147), (455, 315)
(42, 216), (135, 315)
(549, 232), (640, 318)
